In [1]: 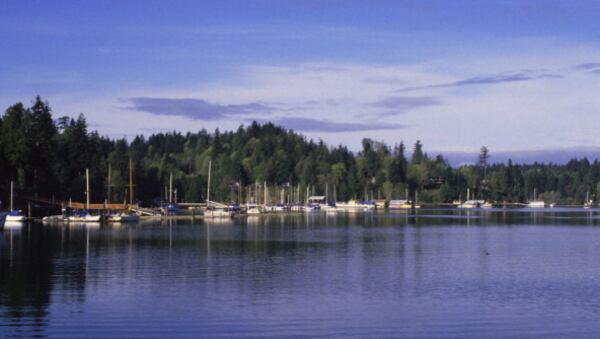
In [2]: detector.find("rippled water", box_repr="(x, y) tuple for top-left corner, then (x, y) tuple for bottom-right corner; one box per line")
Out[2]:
(3, 209), (600, 338)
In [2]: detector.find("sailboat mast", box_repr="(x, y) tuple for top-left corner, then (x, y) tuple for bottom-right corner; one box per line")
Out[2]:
(333, 183), (337, 203)
(107, 163), (111, 204)
(10, 180), (13, 211)
(128, 158), (134, 206)
(169, 172), (173, 203)
(207, 160), (212, 204)
(306, 185), (309, 204)
(86, 168), (90, 210)
(264, 181), (267, 206)
(586, 189), (590, 204)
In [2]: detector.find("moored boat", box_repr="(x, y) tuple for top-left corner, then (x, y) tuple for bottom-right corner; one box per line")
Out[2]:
(246, 203), (262, 215)
(68, 210), (102, 222)
(389, 199), (414, 209)
(107, 212), (139, 222)
(458, 200), (484, 209)
(528, 188), (545, 208)
(42, 215), (67, 223)
(204, 207), (234, 218)
(5, 181), (26, 222)
(304, 203), (321, 212)
(335, 200), (374, 212)
(527, 201), (546, 208)
(5, 210), (26, 222)
(481, 201), (494, 208)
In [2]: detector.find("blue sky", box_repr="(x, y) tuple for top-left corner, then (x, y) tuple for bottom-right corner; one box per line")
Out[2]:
(2, 1), (600, 163)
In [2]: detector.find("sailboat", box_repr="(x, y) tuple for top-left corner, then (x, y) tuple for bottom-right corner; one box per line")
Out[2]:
(457, 188), (483, 208)
(204, 160), (234, 218)
(527, 188), (546, 208)
(5, 181), (26, 222)
(246, 202), (262, 215)
(68, 169), (102, 222)
(583, 189), (593, 209)
(108, 159), (140, 222)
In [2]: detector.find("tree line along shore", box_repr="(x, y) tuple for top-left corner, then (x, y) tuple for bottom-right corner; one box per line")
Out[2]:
(1, 96), (599, 212)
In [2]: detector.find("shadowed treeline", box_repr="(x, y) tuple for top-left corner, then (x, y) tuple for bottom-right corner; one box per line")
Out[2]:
(2, 97), (600, 208)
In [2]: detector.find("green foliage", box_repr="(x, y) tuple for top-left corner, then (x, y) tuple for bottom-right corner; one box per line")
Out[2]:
(1, 97), (599, 207)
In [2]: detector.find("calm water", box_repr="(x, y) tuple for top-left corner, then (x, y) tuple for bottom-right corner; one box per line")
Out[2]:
(3, 209), (600, 338)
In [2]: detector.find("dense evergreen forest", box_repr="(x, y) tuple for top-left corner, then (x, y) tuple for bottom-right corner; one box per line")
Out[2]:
(2, 96), (600, 208)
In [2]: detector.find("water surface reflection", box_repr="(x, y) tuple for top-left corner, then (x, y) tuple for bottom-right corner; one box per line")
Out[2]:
(2, 209), (600, 338)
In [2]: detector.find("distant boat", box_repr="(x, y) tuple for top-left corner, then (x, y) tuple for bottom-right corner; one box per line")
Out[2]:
(336, 200), (374, 212)
(528, 188), (545, 208)
(458, 200), (484, 209)
(107, 160), (139, 222)
(68, 210), (102, 222)
(5, 181), (26, 222)
(389, 199), (414, 209)
(246, 203), (262, 215)
(264, 204), (286, 212)
(481, 201), (494, 208)
(527, 201), (546, 208)
(204, 159), (234, 218)
(6, 209), (26, 222)
(374, 200), (386, 209)
(584, 190), (593, 209)
(107, 212), (139, 222)
(42, 215), (67, 223)
(204, 207), (233, 218)
(68, 168), (101, 222)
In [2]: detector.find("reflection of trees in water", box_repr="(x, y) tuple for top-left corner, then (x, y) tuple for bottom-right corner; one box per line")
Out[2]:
(0, 225), (53, 334)
(0, 225), (88, 335)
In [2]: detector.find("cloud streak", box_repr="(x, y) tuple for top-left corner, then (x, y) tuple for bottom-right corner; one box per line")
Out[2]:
(368, 96), (441, 116)
(257, 117), (404, 133)
(573, 62), (600, 70)
(126, 97), (273, 120)
(396, 72), (562, 92)
(573, 62), (600, 75)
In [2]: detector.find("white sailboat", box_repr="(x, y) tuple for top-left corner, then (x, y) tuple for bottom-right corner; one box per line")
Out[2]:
(107, 159), (139, 222)
(246, 202), (262, 215)
(204, 160), (233, 218)
(527, 188), (546, 208)
(6, 181), (26, 222)
(582, 189), (593, 208)
(107, 212), (139, 222)
(457, 189), (483, 208)
(68, 169), (102, 222)
(335, 200), (374, 212)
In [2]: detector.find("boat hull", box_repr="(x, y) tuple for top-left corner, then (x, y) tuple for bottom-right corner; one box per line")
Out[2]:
(68, 215), (102, 222)
(107, 214), (140, 222)
(5, 215), (26, 222)
(204, 210), (233, 218)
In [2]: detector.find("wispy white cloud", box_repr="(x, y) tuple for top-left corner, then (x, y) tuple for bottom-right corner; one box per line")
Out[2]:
(38, 43), (600, 154)
(396, 71), (563, 92)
